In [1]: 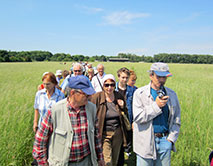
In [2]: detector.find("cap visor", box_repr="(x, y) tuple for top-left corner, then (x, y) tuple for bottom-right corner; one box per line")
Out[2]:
(82, 87), (96, 95)
(154, 71), (172, 77)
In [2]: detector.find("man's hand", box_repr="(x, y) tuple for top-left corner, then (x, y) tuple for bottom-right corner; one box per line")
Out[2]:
(98, 160), (105, 166)
(156, 96), (169, 108)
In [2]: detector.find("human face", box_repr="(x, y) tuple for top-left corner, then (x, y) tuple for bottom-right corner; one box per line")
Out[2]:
(150, 73), (167, 90)
(128, 77), (136, 87)
(73, 65), (82, 76)
(118, 72), (129, 86)
(103, 80), (115, 95)
(97, 66), (104, 76)
(43, 78), (55, 92)
(73, 90), (89, 106)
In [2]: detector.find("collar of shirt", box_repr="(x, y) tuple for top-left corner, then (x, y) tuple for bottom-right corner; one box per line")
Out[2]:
(66, 101), (85, 113)
(97, 73), (105, 79)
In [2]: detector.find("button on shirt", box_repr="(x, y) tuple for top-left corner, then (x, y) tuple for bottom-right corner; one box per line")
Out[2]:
(34, 88), (65, 126)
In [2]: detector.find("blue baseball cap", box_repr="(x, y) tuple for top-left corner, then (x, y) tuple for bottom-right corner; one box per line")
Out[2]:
(149, 62), (172, 77)
(68, 75), (95, 95)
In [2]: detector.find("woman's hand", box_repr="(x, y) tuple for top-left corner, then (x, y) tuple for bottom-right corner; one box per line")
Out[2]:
(117, 99), (124, 108)
(33, 121), (38, 133)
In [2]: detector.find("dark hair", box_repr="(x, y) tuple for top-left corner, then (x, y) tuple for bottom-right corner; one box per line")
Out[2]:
(42, 72), (57, 85)
(117, 67), (130, 77)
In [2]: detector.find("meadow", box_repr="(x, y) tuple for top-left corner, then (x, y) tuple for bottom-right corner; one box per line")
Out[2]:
(0, 62), (212, 166)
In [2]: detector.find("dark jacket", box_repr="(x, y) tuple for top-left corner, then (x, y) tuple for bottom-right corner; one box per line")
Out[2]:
(91, 91), (128, 147)
(115, 82), (136, 124)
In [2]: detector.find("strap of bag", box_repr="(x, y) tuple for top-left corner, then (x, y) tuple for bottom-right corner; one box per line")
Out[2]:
(96, 75), (103, 91)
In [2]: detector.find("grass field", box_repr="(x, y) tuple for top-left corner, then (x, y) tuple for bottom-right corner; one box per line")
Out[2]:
(0, 62), (213, 166)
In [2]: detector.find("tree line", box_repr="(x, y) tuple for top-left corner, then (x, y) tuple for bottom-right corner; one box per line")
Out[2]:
(0, 50), (213, 64)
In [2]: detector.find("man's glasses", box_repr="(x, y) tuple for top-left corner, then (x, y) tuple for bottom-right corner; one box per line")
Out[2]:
(74, 70), (81, 72)
(104, 83), (115, 87)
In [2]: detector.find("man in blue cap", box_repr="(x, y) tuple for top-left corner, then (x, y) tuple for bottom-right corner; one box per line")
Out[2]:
(132, 62), (181, 166)
(33, 75), (105, 166)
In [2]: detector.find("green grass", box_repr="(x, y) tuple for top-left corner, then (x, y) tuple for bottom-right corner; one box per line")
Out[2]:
(0, 62), (213, 165)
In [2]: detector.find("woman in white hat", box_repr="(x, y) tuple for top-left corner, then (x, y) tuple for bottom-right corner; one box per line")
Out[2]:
(91, 74), (129, 166)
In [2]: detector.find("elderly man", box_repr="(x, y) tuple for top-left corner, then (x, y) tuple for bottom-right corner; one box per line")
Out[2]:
(133, 62), (181, 166)
(91, 64), (105, 92)
(33, 75), (105, 166)
(61, 63), (92, 94)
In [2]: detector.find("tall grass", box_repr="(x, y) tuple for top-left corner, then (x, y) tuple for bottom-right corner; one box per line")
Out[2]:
(0, 62), (212, 165)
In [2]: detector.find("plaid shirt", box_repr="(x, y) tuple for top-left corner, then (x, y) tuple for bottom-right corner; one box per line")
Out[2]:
(33, 102), (103, 165)
(67, 104), (90, 161)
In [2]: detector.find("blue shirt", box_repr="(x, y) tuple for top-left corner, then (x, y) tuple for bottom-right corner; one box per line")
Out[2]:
(34, 87), (65, 126)
(151, 88), (169, 133)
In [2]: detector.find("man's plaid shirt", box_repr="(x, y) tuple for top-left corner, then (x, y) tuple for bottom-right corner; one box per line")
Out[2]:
(32, 102), (103, 165)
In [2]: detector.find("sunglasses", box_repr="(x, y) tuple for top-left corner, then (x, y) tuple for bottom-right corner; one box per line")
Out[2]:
(74, 70), (81, 72)
(104, 83), (115, 87)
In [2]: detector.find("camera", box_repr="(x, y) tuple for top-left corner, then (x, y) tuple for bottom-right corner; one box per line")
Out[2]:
(157, 85), (165, 99)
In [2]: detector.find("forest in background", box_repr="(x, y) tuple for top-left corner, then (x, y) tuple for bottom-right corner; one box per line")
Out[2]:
(0, 49), (213, 64)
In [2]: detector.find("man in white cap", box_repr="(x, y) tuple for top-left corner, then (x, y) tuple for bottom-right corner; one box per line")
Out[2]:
(133, 62), (181, 166)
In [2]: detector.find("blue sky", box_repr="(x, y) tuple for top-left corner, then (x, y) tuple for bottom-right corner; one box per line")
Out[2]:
(0, 0), (213, 56)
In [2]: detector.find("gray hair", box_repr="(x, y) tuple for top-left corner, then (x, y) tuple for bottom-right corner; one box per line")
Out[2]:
(72, 62), (83, 71)
(97, 64), (104, 69)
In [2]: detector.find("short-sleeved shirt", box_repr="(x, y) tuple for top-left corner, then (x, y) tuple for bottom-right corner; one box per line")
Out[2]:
(34, 88), (65, 126)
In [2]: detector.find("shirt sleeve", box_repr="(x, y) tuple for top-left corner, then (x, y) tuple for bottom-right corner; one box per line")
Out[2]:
(61, 77), (69, 90)
(94, 117), (104, 161)
(32, 110), (53, 166)
(34, 92), (39, 109)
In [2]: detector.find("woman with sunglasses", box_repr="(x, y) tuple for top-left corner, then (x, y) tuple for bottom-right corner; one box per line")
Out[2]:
(91, 74), (129, 166)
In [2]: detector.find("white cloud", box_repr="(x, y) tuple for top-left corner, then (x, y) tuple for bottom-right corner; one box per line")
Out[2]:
(77, 5), (104, 14)
(103, 11), (150, 25)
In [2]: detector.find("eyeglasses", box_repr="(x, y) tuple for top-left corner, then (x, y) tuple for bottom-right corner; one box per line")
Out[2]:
(104, 83), (115, 87)
(74, 70), (81, 72)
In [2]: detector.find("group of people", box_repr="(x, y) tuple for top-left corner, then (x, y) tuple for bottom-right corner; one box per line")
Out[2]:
(32, 62), (181, 166)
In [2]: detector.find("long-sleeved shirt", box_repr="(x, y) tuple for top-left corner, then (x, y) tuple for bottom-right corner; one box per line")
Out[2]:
(33, 102), (103, 165)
